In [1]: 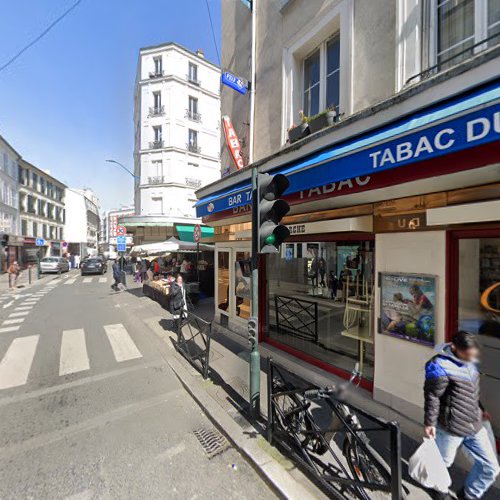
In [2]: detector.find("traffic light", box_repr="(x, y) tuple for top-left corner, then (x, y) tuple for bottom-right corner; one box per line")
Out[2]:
(248, 316), (258, 347)
(258, 173), (290, 253)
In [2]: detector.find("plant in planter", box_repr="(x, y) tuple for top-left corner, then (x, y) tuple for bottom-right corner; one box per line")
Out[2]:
(287, 110), (310, 143)
(308, 106), (338, 134)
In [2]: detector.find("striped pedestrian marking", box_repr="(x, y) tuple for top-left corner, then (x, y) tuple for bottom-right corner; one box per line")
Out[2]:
(3, 318), (25, 325)
(14, 306), (32, 311)
(3, 301), (14, 309)
(0, 335), (39, 390)
(104, 324), (142, 362)
(82, 278), (93, 284)
(0, 326), (20, 333)
(66, 278), (76, 285)
(99, 277), (107, 284)
(9, 311), (29, 317)
(59, 329), (90, 376)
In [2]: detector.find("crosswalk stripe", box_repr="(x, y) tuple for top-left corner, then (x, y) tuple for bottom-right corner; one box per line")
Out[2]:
(99, 277), (107, 283)
(3, 318), (25, 325)
(9, 311), (29, 317)
(66, 279), (76, 285)
(0, 335), (39, 390)
(59, 329), (90, 375)
(15, 306), (33, 311)
(104, 324), (142, 362)
(0, 326), (20, 333)
(82, 278), (92, 283)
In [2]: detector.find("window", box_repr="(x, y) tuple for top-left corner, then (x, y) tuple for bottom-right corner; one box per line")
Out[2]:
(188, 129), (198, 148)
(303, 50), (320, 117)
(21, 219), (28, 236)
(431, 0), (500, 70)
(188, 62), (199, 84)
(235, 252), (251, 319)
(187, 96), (200, 120)
(153, 91), (161, 110)
(153, 56), (162, 75)
(326, 36), (340, 110)
(153, 126), (162, 142)
(150, 194), (163, 215)
(218, 251), (230, 313)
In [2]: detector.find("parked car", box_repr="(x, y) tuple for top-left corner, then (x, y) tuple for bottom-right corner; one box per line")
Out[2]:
(81, 258), (107, 275)
(40, 257), (70, 274)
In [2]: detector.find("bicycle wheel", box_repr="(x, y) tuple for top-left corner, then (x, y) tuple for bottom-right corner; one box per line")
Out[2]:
(272, 390), (312, 447)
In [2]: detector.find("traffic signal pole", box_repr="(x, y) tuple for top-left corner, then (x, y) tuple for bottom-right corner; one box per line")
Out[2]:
(249, 166), (260, 418)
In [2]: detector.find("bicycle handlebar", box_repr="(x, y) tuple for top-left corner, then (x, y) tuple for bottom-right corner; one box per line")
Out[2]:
(304, 387), (337, 400)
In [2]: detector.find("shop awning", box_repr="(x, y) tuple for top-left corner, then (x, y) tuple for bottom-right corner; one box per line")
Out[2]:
(195, 81), (500, 217)
(175, 224), (214, 242)
(167, 237), (214, 252)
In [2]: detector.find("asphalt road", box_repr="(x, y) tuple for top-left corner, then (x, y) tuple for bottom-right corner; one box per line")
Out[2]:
(0, 270), (277, 500)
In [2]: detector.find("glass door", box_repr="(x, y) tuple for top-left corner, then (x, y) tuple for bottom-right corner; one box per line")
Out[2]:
(217, 249), (230, 315)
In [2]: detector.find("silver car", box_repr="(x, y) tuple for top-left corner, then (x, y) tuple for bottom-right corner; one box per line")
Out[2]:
(40, 257), (70, 274)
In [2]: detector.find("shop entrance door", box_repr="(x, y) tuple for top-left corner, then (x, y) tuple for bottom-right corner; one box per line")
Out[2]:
(449, 229), (500, 438)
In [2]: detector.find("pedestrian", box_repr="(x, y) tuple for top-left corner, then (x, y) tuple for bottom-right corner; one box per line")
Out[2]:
(169, 274), (188, 327)
(111, 258), (121, 291)
(7, 260), (20, 291)
(327, 271), (338, 300)
(423, 331), (499, 499)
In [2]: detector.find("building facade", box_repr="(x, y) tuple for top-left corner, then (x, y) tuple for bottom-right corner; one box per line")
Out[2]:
(64, 188), (100, 258)
(100, 206), (135, 253)
(197, 0), (500, 437)
(18, 159), (66, 264)
(0, 134), (21, 269)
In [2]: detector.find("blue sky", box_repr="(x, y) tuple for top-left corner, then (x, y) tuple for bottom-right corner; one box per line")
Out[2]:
(0, 0), (221, 211)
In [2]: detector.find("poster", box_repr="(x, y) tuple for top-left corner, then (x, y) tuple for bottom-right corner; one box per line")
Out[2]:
(235, 260), (251, 299)
(379, 273), (436, 346)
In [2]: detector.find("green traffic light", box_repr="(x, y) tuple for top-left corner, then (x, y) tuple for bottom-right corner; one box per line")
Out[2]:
(265, 234), (276, 245)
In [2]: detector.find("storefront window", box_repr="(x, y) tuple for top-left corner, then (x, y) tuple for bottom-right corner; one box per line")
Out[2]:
(217, 251), (230, 313)
(235, 251), (251, 319)
(266, 240), (375, 380)
(458, 237), (500, 436)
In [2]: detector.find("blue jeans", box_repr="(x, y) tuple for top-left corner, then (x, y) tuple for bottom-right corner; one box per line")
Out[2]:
(436, 426), (499, 498)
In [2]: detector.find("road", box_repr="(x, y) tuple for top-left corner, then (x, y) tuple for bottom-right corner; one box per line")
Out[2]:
(0, 270), (276, 500)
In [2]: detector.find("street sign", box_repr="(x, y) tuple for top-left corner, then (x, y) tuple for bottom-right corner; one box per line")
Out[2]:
(221, 72), (247, 95)
(117, 243), (126, 252)
(35, 238), (45, 246)
(62, 241), (68, 248)
(117, 225), (126, 236)
(193, 224), (202, 243)
(116, 236), (126, 244)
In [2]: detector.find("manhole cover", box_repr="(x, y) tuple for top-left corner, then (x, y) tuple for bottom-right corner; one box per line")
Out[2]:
(193, 427), (230, 459)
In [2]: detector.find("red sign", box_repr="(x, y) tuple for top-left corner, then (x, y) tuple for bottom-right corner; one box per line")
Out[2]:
(222, 115), (244, 170)
(117, 225), (126, 236)
(193, 224), (202, 243)
(62, 241), (68, 248)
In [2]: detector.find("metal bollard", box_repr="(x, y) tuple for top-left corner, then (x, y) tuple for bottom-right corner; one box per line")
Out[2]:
(28, 266), (32, 285)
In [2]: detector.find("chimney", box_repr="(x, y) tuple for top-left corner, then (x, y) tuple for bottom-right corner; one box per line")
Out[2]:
(196, 48), (205, 58)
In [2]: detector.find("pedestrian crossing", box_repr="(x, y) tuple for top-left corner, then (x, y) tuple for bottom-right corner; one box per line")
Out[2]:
(64, 276), (109, 285)
(0, 324), (143, 390)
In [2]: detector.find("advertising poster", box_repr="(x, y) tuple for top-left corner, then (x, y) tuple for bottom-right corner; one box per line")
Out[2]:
(235, 260), (251, 299)
(379, 273), (436, 346)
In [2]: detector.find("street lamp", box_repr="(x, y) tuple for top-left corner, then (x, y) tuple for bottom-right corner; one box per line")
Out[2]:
(105, 159), (139, 180)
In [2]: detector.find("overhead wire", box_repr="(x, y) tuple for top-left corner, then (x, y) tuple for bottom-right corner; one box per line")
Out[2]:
(204, 0), (221, 66)
(0, 0), (85, 75)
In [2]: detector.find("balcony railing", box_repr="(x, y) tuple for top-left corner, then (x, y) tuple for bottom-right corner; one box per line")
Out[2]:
(149, 70), (164, 79)
(185, 109), (201, 122)
(185, 177), (202, 188)
(186, 143), (201, 154)
(148, 105), (165, 117)
(186, 75), (201, 86)
(149, 140), (164, 149)
(148, 176), (165, 185)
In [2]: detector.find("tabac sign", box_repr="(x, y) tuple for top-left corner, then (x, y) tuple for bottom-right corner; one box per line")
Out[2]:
(222, 115), (245, 171)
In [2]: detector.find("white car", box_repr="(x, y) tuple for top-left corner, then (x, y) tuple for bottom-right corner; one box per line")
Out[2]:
(40, 257), (70, 274)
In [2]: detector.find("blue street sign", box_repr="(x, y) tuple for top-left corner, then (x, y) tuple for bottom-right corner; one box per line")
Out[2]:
(35, 238), (45, 246)
(117, 243), (126, 252)
(221, 72), (247, 95)
(116, 236), (126, 244)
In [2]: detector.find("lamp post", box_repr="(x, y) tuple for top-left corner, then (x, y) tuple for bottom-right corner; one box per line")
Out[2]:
(105, 159), (139, 180)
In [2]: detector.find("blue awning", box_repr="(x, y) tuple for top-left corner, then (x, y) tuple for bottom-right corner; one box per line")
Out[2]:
(196, 81), (500, 217)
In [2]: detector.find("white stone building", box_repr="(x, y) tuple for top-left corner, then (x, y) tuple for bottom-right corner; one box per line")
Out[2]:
(132, 42), (221, 225)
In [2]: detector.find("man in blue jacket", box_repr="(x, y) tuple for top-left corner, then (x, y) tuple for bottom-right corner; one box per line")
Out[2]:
(424, 331), (499, 499)
(111, 258), (121, 291)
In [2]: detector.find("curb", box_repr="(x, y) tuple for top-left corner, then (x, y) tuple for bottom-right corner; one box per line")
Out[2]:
(165, 351), (325, 500)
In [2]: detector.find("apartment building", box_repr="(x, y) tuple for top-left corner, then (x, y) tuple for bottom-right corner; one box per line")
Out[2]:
(18, 159), (66, 263)
(123, 42), (220, 244)
(197, 0), (500, 435)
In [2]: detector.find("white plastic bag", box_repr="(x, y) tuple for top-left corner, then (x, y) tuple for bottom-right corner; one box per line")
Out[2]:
(408, 438), (452, 493)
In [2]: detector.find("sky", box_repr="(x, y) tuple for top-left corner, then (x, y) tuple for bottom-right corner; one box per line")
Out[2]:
(0, 0), (221, 212)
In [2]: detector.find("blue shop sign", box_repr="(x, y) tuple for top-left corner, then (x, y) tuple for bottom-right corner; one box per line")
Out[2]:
(221, 72), (247, 95)
(196, 83), (500, 218)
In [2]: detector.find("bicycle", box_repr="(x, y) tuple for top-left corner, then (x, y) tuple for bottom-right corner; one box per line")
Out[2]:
(270, 363), (397, 499)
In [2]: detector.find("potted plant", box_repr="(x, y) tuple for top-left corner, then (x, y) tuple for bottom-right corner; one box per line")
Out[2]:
(287, 110), (310, 143)
(308, 106), (337, 134)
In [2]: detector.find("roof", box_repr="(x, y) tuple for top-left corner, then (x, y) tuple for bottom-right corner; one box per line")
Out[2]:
(0, 133), (22, 159)
(19, 158), (67, 188)
(138, 41), (220, 70)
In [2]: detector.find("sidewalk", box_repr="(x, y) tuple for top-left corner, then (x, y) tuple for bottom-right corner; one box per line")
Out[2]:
(127, 284), (499, 499)
(0, 268), (51, 294)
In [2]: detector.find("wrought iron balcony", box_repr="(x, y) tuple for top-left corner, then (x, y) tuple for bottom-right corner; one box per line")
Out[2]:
(186, 143), (201, 154)
(149, 140), (164, 149)
(148, 176), (165, 185)
(148, 105), (165, 117)
(149, 70), (164, 79)
(185, 177), (202, 188)
(185, 109), (201, 122)
(186, 75), (201, 86)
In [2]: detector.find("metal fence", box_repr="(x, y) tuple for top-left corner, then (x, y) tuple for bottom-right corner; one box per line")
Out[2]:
(267, 359), (403, 499)
(274, 295), (318, 343)
(176, 312), (212, 380)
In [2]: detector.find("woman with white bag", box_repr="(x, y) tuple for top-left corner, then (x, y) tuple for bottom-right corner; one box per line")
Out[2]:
(415, 331), (499, 499)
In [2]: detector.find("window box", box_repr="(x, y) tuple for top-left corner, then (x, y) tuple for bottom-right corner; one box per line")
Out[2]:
(288, 123), (310, 144)
(308, 109), (337, 135)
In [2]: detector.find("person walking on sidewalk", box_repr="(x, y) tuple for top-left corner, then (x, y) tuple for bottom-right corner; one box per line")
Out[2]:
(8, 261), (20, 291)
(423, 331), (499, 499)
(111, 258), (121, 291)
(169, 274), (187, 326)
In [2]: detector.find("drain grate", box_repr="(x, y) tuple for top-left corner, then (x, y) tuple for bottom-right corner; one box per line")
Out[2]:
(193, 427), (230, 458)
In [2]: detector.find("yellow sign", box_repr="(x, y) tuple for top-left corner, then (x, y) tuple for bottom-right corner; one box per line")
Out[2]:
(480, 282), (500, 314)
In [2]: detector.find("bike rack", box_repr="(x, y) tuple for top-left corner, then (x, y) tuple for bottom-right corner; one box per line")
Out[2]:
(267, 358), (403, 499)
(176, 312), (212, 380)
